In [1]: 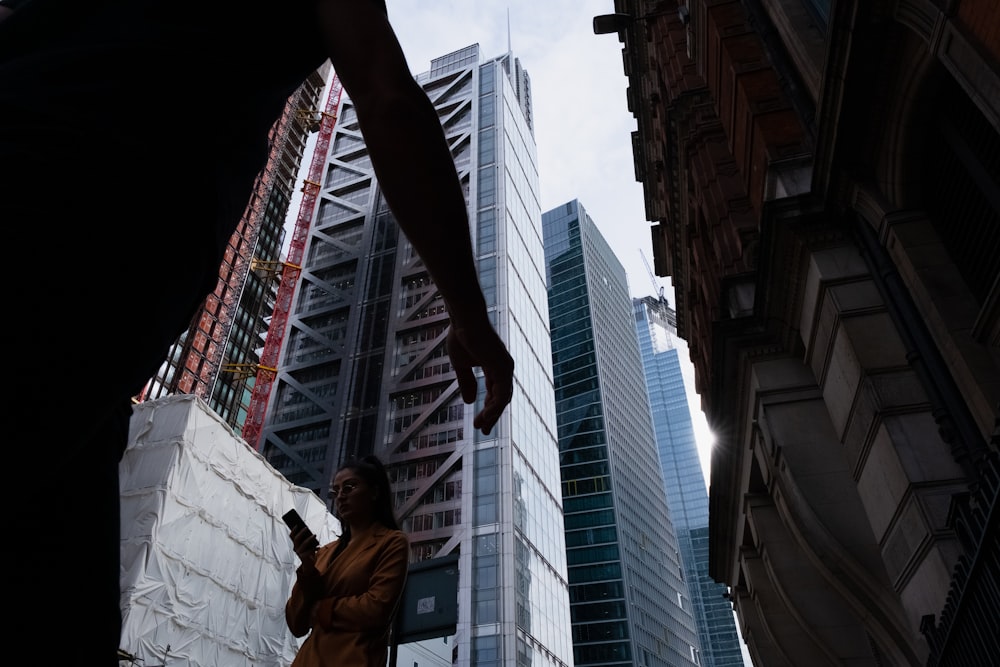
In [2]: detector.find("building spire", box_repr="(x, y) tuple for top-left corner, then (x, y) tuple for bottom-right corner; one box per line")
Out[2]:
(507, 7), (512, 55)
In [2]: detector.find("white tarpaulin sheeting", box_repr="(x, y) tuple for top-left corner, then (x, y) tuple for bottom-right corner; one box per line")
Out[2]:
(119, 394), (339, 666)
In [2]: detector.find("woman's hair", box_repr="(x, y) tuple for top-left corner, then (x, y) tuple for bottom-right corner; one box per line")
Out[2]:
(331, 454), (399, 557)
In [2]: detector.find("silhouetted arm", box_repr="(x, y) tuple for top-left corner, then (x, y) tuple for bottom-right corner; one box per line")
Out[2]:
(315, 0), (514, 433)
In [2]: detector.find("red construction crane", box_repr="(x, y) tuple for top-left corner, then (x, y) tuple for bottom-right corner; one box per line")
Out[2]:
(242, 74), (343, 451)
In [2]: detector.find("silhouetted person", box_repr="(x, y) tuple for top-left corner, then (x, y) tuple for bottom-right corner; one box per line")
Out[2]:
(0, 1), (514, 663)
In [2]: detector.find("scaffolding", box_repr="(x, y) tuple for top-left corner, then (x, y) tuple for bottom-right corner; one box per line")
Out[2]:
(241, 74), (343, 450)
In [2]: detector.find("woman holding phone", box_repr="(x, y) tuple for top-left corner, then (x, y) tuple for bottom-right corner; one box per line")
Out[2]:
(285, 455), (409, 666)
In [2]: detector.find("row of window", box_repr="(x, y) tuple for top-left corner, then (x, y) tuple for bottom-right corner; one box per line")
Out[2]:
(407, 507), (462, 533)
(389, 458), (442, 483)
(403, 427), (464, 453)
(392, 385), (447, 411)
(391, 403), (464, 433)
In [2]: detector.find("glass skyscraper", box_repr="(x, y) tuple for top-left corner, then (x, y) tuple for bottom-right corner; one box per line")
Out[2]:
(543, 200), (702, 667)
(634, 295), (745, 666)
(259, 45), (571, 666)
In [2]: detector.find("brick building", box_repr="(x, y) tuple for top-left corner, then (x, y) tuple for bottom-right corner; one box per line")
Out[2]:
(600, 0), (999, 664)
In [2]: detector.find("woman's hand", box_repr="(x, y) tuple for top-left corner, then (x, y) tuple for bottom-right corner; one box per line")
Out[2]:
(308, 600), (324, 628)
(291, 525), (319, 569)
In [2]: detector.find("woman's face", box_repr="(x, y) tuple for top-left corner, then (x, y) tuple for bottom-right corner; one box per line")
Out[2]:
(329, 468), (374, 524)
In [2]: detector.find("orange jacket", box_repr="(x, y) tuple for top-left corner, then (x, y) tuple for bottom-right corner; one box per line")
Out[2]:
(286, 526), (408, 667)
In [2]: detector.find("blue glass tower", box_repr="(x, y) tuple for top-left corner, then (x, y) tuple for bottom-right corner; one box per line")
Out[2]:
(543, 200), (702, 667)
(634, 295), (745, 666)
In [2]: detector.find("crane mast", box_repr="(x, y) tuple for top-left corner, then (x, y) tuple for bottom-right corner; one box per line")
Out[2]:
(640, 247), (666, 301)
(241, 74), (343, 450)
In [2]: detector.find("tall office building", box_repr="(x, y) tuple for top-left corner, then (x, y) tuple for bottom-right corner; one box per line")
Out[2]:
(260, 45), (572, 666)
(543, 199), (701, 667)
(138, 64), (331, 431)
(634, 295), (744, 666)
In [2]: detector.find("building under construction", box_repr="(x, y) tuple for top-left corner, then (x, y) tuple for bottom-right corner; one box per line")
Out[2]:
(136, 63), (331, 433)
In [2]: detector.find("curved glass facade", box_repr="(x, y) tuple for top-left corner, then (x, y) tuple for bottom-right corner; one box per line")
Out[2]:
(543, 201), (702, 667)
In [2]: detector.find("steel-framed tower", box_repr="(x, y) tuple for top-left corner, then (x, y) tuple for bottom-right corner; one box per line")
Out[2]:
(259, 44), (572, 667)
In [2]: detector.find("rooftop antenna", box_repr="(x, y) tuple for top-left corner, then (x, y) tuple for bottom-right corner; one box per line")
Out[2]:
(507, 7), (512, 55)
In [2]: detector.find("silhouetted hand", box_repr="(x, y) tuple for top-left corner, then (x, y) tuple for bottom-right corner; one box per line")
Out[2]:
(447, 322), (515, 435)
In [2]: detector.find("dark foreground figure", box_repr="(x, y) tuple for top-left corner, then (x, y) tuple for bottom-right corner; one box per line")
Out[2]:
(0, 0), (514, 662)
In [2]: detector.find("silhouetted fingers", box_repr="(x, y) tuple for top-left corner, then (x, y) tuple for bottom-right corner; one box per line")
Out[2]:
(473, 367), (514, 435)
(455, 365), (478, 404)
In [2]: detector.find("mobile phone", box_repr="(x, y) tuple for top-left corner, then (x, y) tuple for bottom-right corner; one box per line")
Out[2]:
(282, 509), (318, 552)
(282, 509), (308, 532)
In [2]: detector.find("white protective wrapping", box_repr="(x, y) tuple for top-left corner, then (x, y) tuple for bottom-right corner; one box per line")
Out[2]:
(119, 394), (339, 666)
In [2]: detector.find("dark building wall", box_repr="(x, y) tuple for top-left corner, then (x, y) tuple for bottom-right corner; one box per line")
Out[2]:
(607, 0), (1000, 664)
(956, 0), (1000, 64)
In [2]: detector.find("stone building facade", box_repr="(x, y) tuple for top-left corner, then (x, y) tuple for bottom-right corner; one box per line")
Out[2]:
(600, 0), (999, 664)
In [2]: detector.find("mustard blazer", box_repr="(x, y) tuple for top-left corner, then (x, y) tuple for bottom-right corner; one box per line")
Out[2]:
(286, 525), (409, 667)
